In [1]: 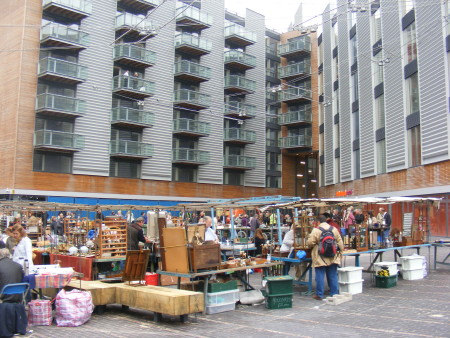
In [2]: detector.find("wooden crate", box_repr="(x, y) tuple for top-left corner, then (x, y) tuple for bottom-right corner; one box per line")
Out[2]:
(98, 219), (127, 259)
(188, 243), (220, 272)
(64, 218), (90, 247)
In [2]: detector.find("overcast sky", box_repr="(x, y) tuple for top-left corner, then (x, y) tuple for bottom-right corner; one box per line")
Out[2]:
(224, 0), (333, 33)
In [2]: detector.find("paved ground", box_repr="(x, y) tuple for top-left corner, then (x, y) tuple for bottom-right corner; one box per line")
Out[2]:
(28, 242), (450, 338)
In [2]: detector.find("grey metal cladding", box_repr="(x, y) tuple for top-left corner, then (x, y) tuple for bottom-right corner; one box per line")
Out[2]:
(242, 8), (266, 187)
(142, 0), (176, 181)
(415, 0), (449, 162)
(197, 0), (225, 184)
(73, 0), (116, 176)
(381, 0), (406, 171)
(337, 0), (351, 181)
(356, 1), (375, 177)
(322, 4), (335, 186)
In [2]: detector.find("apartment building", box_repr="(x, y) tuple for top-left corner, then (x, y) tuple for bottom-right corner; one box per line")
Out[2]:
(318, 0), (450, 235)
(0, 0), (285, 204)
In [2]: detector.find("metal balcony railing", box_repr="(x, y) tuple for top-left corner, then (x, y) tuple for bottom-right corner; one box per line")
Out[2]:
(36, 93), (86, 115)
(176, 5), (212, 26)
(115, 13), (156, 32)
(173, 118), (210, 135)
(278, 105), (312, 125)
(173, 89), (210, 107)
(224, 75), (256, 92)
(224, 155), (256, 168)
(224, 50), (256, 68)
(224, 102), (256, 117)
(279, 61), (311, 78)
(110, 140), (153, 157)
(43, 0), (92, 13)
(279, 135), (312, 148)
(224, 24), (257, 44)
(279, 87), (312, 101)
(114, 44), (156, 65)
(40, 22), (89, 46)
(278, 36), (311, 56)
(174, 60), (211, 79)
(172, 148), (210, 164)
(111, 107), (154, 126)
(174, 33), (212, 52)
(34, 130), (84, 149)
(224, 128), (256, 143)
(113, 75), (155, 95)
(38, 57), (88, 80)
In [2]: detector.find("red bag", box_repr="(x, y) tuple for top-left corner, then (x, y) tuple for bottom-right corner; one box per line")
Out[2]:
(55, 289), (94, 327)
(28, 300), (52, 326)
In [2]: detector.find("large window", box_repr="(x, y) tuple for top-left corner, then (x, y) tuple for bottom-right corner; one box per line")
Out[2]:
(404, 22), (417, 64)
(371, 8), (381, 43)
(334, 157), (340, 183)
(353, 110), (360, 140)
(375, 94), (385, 129)
(406, 72), (420, 115)
(172, 165), (197, 182)
(224, 170), (243, 185)
(266, 129), (279, 147)
(408, 125), (421, 167)
(401, 0), (414, 15)
(351, 72), (359, 103)
(266, 151), (281, 172)
(109, 159), (141, 178)
(376, 140), (386, 174)
(350, 35), (357, 66)
(33, 151), (72, 174)
(353, 149), (360, 180)
(266, 176), (281, 188)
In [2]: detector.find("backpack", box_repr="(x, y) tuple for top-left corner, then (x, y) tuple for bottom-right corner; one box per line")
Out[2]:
(318, 226), (337, 257)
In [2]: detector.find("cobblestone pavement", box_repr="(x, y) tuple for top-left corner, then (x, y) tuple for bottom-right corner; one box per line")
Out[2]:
(28, 243), (450, 338)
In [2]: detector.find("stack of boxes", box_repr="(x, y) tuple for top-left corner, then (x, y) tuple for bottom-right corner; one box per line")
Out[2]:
(205, 280), (240, 314)
(264, 276), (294, 309)
(400, 255), (426, 280)
(337, 266), (364, 294)
(374, 262), (398, 288)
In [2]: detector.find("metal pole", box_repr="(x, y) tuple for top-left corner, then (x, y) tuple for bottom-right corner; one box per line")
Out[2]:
(210, 207), (215, 231)
(277, 208), (283, 246)
(230, 208), (235, 240)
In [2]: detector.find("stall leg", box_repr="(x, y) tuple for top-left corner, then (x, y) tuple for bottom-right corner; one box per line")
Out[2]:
(122, 305), (129, 311)
(177, 277), (181, 289)
(180, 314), (188, 323)
(94, 305), (106, 314)
(202, 277), (209, 315)
(434, 245), (437, 270)
(153, 312), (162, 323)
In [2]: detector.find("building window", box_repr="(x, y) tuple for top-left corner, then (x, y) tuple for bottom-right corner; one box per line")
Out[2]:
(351, 72), (359, 103)
(266, 151), (281, 172)
(109, 159), (141, 178)
(333, 123), (340, 150)
(33, 151), (72, 174)
(266, 59), (279, 78)
(334, 157), (340, 183)
(376, 139), (386, 174)
(224, 170), (243, 185)
(404, 22), (417, 64)
(353, 110), (359, 140)
(375, 94), (385, 129)
(266, 129), (279, 147)
(401, 0), (414, 15)
(408, 125), (421, 167)
(334, 55), (339, 80)
(406, 72), (420, 115)
(266, 176), (281, 188)
(372, 9), (381, 43)
(172, 165), (197, 182)
(353, 149), (360, 179)
(350, 34), (357, 65)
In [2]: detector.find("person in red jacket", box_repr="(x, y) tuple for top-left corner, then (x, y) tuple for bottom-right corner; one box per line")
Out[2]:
(323, 213), (341, 235)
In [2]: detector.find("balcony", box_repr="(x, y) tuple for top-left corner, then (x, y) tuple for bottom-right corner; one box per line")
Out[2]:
(117, 0), (160, 12)
(223, 128), (256, 144)
(42, 0), (92, 20)
(174, 61), (211, 83)
(38, 57), (87, 84)
(278, 36), (311, 58)
(224, 75), (256, 94)
(279, 135), (312, 149)
(279, 87), (312, 104)
(40, 22), (89, 49)
(224, 24), (256, 47)
(279, 61), (311, 81)
(173, 118), (210, 137)
(174, 33), (212, 56)
(35, 93), (86, 118)
(224, 50), (256, 71)
(176, 5), (212, 31)
(173, 89), (210, 110)
(113, 44), (156, 68)
(278, 105), (312, 126)
(224, 102), (256, 119)
(111, 107), (154, 128)
(115, 13), (157, 39)
(110, 140), (153, 159)
(172, 148), (209, 165)
(223, 155), (256, 170)
(34, 130), (84, 152)
(112, 75), (155, 99)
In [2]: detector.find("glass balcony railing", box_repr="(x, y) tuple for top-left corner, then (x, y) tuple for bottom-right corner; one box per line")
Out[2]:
(38, 57), (88, 81)
(43, 0), (92, 13)
(36, 93), (86, 115)
(174, 33), (212, 52)
(114, 44), (156, 64)
(115, 13), (156, 32)
(224, 50), (256, 68)
(279, 135), (312, 148)
(266, 163), (282, 171)
(279, 87), (312, 101)
(266, 91), (277, 101)
(224, 128), (256, 143)
(266, 68), (277, 78)
(40, 22), (89, 46)
(224, 24), (257, 44)
(173, 118), (210, 135)
(172, 148), (210, 164)
(176, 5), (212, 26)
(111, 107), (154, 126)
(224, 75), (256, 92)
(173, 89), (210, 107)
(278, 105), (312, 125)
(266, 45), (277, 55)
(174, 61), (211, 79)
(224, 102), (256, 117)
(224, 155), (256, 168)
(34, 130), (84, 149)
(113, 75), (155, 95)
(110, 140), (153, 157)
(279, 61), (311, 78)
(278, 36), (311, 56)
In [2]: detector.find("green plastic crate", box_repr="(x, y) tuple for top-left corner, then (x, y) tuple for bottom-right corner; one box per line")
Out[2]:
(202, 280), (238, 293)
(264, 275), (294, 296)
(266, 293), (293, 309)
(375, 275), (397, 288)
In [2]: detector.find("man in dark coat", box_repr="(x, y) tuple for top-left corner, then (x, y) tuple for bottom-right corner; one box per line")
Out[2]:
(127, 217), (149, 250)
(0, 248), (24, 303)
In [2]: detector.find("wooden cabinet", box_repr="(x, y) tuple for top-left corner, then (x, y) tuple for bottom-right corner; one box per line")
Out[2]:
(97, 219), (127, 259)
(64, 218), (90, 247)
(188, 244), (220, 272)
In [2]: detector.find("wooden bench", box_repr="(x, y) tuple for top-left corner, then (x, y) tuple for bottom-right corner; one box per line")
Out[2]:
(66, 280), (204, 323)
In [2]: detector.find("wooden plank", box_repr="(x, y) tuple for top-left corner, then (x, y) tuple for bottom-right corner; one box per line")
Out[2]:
(66, 280), (117, 305)
(161, 227), (189, 273)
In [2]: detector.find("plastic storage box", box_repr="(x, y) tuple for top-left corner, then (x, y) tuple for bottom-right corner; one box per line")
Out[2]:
(206, 289), (240, 305)
(401, 268), (424, 280)
(338, 279), (364, 295)
(264, 276), (293, 296)
(338, 266), (363, 283)
(266, 293), (293, 309)
(203, 280), (238, 293)
(206, 302), (236, 314)
(373, 262), (399, 276)
(400, 256), (425, 270)
(375, 275), (397, 288)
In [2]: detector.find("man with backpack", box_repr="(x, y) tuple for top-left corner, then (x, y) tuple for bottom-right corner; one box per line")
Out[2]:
(307, 215), (344, 300)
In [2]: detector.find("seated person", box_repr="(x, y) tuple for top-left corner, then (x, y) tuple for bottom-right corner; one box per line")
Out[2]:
(0, 249), (24, 303)
(280, 226), (295, 275)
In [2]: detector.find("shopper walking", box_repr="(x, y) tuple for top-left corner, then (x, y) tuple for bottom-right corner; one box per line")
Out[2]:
(379, 208), (392, 245)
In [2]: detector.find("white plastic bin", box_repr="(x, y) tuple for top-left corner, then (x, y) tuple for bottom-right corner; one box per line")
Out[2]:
(401, 268), (424, 280)
(206, 289), (239, 306)
(338, 279), (364, 295)
(206, 302), (236, 314)
(373, 262), (399, 276)
(337, 266), (363, 283)
(399, 255), (425, 270)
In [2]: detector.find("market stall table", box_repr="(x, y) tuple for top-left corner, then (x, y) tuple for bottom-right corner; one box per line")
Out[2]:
(432, 242), (450, 269)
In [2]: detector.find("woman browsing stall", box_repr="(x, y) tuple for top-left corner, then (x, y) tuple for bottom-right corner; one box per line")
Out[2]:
(11, 224), (34, 270)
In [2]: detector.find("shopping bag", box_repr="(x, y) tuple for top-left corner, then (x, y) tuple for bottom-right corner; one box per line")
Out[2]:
(28, 299), (52, 326)
(55, 289), (94, 327)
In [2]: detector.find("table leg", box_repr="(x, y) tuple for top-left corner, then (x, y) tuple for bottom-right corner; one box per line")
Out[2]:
(355, 255), (360, 267)
(180, 314), (188, 323)
(177, 277), (181, 289)
(307, 263), (313, 295)
(367, 252), (381, 272)
(434, 245), (437, 270)
(203, 277), (209, 315)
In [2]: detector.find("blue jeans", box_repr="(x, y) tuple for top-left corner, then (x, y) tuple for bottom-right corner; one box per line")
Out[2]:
(315, 264), (339, 298)
(381, 228), (390, 243)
